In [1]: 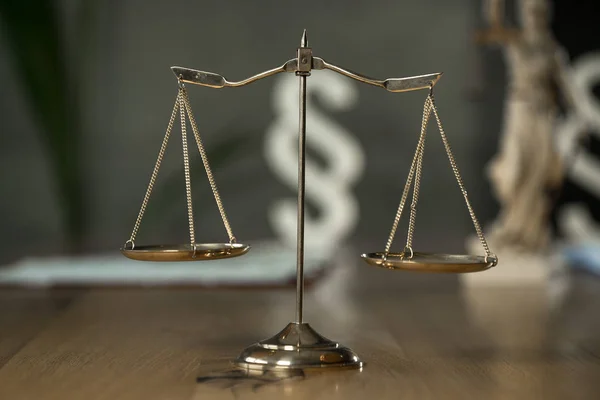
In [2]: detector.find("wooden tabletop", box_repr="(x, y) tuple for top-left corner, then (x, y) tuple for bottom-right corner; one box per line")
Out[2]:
(0, 262), (599, 400)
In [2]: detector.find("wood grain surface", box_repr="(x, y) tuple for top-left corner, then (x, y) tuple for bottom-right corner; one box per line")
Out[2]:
(0, 263), (598, 399)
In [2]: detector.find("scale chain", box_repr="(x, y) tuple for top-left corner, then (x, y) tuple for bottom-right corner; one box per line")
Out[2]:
(429, 94), (493, 259)
(179, 87), (197, 248)
(384, 92), (494, 262)
(405, 96), (433, 251)
(125, 86), (238, 250)
(182, 89), (237, 244)
(384, 95), (433, 255)
(126, 90), (181, 248)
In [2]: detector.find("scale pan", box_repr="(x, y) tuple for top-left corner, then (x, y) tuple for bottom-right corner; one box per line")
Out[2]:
(361, 251), (496, 273)
(121, 243), (250, 262)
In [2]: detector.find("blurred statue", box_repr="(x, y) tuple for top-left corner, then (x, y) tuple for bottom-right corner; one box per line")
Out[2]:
(475, 0), (576, 252)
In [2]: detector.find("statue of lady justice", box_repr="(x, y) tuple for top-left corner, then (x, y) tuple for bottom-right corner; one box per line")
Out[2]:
(462, 0), (578, 338)
(475, 0), (576, 252)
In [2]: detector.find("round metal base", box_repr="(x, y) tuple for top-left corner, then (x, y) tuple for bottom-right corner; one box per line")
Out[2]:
(361, 251), (497, 273)
(121, 243), (250, 262)
(233, 322), (363, 371)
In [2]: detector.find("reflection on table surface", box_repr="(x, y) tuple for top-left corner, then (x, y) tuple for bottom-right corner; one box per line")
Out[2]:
(0, 256), (598, 399)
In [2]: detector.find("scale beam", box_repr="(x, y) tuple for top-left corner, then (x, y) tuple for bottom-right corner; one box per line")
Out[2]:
(314, 58), (442, 92)
(172, 59), (298, 88)
(172, 60), (441, 93)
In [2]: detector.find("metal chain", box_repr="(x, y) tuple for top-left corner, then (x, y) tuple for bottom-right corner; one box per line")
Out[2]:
(126, 90), (180, 249)
(179, 87), (196, 248)
(182, 89), (237, 243)
(405, 96), (433, 251)
(429, 93), (493, 259)
(384, 95), (433, 254)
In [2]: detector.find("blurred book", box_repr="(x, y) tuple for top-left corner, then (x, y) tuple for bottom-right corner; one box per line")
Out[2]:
(0, 239), (334, 288)
(563, 242), (600, 277)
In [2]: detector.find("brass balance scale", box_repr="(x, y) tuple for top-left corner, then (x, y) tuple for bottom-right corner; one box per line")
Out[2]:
(121, 30), (498, 371)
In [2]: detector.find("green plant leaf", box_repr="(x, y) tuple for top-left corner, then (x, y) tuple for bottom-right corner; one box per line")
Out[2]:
(0, 0), (85, 252)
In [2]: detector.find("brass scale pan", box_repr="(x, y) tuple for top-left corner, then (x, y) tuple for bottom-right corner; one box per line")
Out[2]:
(361, 252), (498, 273)
(121, 243), (250, 262)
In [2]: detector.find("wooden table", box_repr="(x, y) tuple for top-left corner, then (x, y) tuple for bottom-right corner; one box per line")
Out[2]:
(0, 262), (599, 399)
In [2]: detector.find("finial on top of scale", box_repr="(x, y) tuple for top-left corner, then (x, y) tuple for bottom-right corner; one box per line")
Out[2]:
(301, 29), (308, 48)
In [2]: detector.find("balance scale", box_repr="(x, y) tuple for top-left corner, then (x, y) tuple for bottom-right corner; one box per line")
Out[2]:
(120, 30), (498, 371)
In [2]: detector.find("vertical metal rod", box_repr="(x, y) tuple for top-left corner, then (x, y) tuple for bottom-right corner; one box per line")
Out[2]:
(295, 31), (308, 324)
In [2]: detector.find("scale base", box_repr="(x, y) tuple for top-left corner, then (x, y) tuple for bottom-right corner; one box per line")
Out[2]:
(233, 322), (363, 371)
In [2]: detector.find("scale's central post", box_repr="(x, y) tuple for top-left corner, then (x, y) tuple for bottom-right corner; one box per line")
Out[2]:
(233, 31), (363, 371)
(295, 30), (310, 324)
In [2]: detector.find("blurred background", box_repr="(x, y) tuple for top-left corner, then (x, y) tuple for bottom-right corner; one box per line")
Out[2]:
(0, 0), (599, 287)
